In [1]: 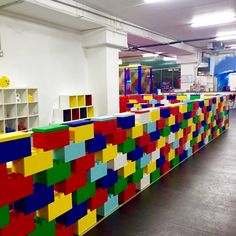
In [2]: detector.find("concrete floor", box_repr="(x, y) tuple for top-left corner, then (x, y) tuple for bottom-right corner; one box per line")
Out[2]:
(85, 109), (236, 236)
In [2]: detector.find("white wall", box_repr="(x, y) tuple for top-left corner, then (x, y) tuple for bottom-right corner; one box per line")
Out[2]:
(0, 15), (89, 126)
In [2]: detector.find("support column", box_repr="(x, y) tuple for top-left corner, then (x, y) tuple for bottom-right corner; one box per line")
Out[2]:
(82, 28), (127, 116)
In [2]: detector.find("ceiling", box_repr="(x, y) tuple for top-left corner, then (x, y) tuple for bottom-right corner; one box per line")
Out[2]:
(75, 0), (236, 49)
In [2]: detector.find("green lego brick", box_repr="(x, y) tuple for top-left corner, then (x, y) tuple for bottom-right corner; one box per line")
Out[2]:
(193, 116), (199, 124)
(150, 168), (161, 183)
(35, 160), (71, 186)
(0, 205), (10, 229)
(109, 176), (127, 195)
(28, 218), (55, 236)
(181, 120), (188, 129)
(190, 95), (200, 100)
(72, 181), (96, 205)
(211, 116), (214, 122)
(161, 126), (171, 137)
(171, 156), (180, 168)
(118, 138), (135, 154)
(32, 124), (69, 133)
(204, 124), (209, 132)
(190, 138), (197, 147)
(208, 135), (212, 142)
(219, 112), (224, 119)
(187, 103), (193, 112)
(129, 168), (143, 184)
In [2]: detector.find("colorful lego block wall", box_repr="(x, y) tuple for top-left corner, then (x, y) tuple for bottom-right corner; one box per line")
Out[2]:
(0, 95), (230, 236)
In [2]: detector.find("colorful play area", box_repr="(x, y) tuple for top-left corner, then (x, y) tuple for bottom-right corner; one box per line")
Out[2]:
(1, 1), (236, 236)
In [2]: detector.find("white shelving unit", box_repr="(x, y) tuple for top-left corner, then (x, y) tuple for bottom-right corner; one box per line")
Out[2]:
(0, 88), (39, 133)
(53, 94), (94, 123)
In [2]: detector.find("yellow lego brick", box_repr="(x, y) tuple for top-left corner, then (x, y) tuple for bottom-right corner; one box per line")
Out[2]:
(177, 95), (187, 100)
(167, 149), (175, 162)
(0, 131), (30, 143)
(95, 144), (117, 163)
(179, 104), (187, 113)
(118, 160), (136, 178)
(191, 124), (196, 132)
(156, 136), (166, 149)
(144, 161), (156, 174)
(199, 114), (204, 121)
(70, 124), (94, 143)
(129, 99), (138, 104)
(134, 104), (142, 109)
(127, 124), (143, 139)
(175, 129), (183, 139)
(213, 120), (216, 127)
(187, 133), (193, 141)
(12, 148), (53, 177)
(37, 192), (72, 221)
(166, 115), (175, 126)
(149, 109), (160, 122)
(216, 129), (220, 137)
(143, 95), (153, 100)
(74, 210), (97, 236)
(207, 117), (211, 124)
(196, 135), (201, 143)
(204, 99), (209, 106)
(188, 118), (193, 127)
(206, 129), (211, 136)
(209, 111), (212, 117)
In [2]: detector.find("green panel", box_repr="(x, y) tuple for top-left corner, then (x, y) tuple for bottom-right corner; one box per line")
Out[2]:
(161, 126), (171, 137)
(129, 168), (143, 184)
(118, 138), (135, 154)
(35, 160), (71, 186)
(72, 181), (96, 205)
(28, 218), (55, 236)
(190, 95), (201, 100)
(32, 124), (69, 133)
(150, 168), (161, 183)
(109, 176), (127, 195)
(0, 205), (10, 229)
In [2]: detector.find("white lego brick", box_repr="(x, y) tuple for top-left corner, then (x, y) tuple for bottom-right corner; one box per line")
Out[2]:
(136, 174), (150, 190)
(107, 152), (127, 171)
(151, 149), (160, 162)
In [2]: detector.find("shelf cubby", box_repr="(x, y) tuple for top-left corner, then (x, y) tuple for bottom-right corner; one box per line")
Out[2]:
(0, 105), (4, 119)
(17, 103), (28, 117)
(87, 106), (94, 118)
(3, 89), (16, 104)
(29, 103), (38, 116)
(78, 95), (85, 107)
(63, 109), (71, 122)
(86, 95), (92, 106)
(5, 119), (17, 133)
(72, 108), (80, 120)
(28, 89), (38, 103)
(16, 89), (28, 103)
(80, 107), (87, 119)
(29, 116), (39, 130)
(4, 104), (16, 119)
(17, 117), (28, 131)
(69, 96), (78, 108)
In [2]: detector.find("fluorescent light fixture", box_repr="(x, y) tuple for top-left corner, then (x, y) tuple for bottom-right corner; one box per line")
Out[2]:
(129, 63), (141, 67)
(163, 56), (177, 61)
(142, 53), (159, 58)
(144, 0), (168, 3)
(229, 44), (236, 49)
(216, 31), (236, 41)
(191, 11), (236, 27)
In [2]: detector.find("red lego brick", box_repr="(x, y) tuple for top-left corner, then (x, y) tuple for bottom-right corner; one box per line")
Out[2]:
(175, 146), (183, 155)
(193, 102), (199, 110)
(193, 144), (199, 153)
(55, 171), (86, 195)
(191, 110), (197, 117)
(119, 183), (136, 204)
(88, 188), (108, 211)
(202, 132), (207, 140)
(161, 161), (171, 175)
(72, 153), (95, 173)
(94, 119), (117, 136)
(0, 173), (33, 207)
(0, 164), (7, 181)
(156, 118), (166, 130)
(179, 136), (187, 146)
(56, 223), (73, 236)
(107, 128), (127, 145)
(33, 129), (70, 151)
(196, 122), (202, 130)
(136, 133), (150, 147)
(183, 127), (191, 135)
(170, 106), (179, 115)
(176, 113), (184, 123)
(160, 143), (171, 155)
(144, 141), (156, 154)
(208, 123), (213, 129)
(0, 210), (34, 236)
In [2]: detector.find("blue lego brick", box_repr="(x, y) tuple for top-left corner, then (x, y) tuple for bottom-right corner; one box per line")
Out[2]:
(179, 150), (188, 162)
(207, 106), (212, 112)
(136, 153), (151, 169)
(199, 101), (204, 108)
(97, 169), (118, 189)
(150, 130), (160, 142)
(117, 115), (135, 129)
(64, 120), (93, 127)
(87, 161), (107, 182)
(97, 194), (119, 217)
(199, 140), (204, 148)
(212, 97), (217, 104)
(155, 104), (164, 107)
(201, 120), (206, 126)
(183, 112), (191, 120)
(141, 104), (149, 108)
(171, 123), (180, 133)
(193, 130), (199, 138)
(86, 134), (106, 153)
(0, 137), (31, 164)
(172, 140), (179, 149)
(160, 107), (170, 118)
(53, 141), (85, 163)
(156, 155), (165, 168)
(167, 95), (177, 100)
(220, 96), (224, 102)
(144, 122), (156, 133)
(127, 103), (134, 108)
(187, 148), (192, 157)
(127, 146), (143, 161)
(14, 183), (54, 214)
(57, 201), (88, 226)
(216, 119), (221, 125)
